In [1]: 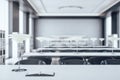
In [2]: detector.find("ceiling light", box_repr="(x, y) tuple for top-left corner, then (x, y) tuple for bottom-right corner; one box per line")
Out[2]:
(58, 5), (83, 9)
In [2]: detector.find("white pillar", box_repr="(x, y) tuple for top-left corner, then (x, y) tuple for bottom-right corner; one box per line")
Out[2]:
(105, 12), (112, 46)
(29, 14), (34, 36)
(4, 0), (9, 59)
(29, 14), (34, 50)
(25, 14), (34, 53)
(12, 39), (18, 60)
(113, 34), (118, 48)
(118, 7), (120, 47)
(19, 10), (25, 34)
(25, 38), (30, 53)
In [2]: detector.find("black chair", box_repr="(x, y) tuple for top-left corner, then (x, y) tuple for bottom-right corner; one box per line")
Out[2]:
(15, 59), (46, 65)
(59, 57), (84, 65)
(37, 50), (55, 53)
(88, 57), (113, 65)
(60, 56), (83, 60)
(59, 50), (76, 52)
(102, 59), (120, 65)
(113, 56), (120, 59)
(27, 56), (52, 64)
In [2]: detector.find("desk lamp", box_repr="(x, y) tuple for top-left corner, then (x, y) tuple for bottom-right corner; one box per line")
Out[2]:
(90, 38), (97, 47)
(99, 38), (104, 46)
(108, 37), (120, 54)
(9, 33), (31, 72)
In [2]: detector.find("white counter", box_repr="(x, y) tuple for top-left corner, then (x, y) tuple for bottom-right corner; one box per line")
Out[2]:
(1, 65), (120, 80)
(23, 52), (120, 57)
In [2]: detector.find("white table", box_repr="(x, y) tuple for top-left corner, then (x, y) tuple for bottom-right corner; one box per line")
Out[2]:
(6, 52), (120, 65)
(36, 47), (120, 50)
(1, 65), (120, 80)
(23, 52), (120, 57)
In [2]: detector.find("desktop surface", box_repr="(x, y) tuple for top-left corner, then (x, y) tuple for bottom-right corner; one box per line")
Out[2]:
(1, 65), (120, 80)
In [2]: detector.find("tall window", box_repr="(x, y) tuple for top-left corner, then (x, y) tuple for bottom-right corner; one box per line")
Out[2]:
(112, 12), (118, 34)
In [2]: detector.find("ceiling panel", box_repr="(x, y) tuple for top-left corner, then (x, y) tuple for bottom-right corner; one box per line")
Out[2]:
(27, 0), (120, 16)
(42, 0), (104, 13)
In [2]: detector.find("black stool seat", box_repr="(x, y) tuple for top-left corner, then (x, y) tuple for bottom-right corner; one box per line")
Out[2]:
(27, 56), (52, 64)
(103, 59), (120, 65)
(60, 57), (84, 65)
(88, 57), (112, 64)
(15, 59), (46, 65)
(113, 57), (120, 59)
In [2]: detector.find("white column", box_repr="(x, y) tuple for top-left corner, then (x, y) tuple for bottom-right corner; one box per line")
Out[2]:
(29, 14), (34, 36)
(25, 14), (34, 53)
(25, 38), (30, 53)
(3, 0), (9, 59)
(12, 39), (18, 60)
(118, 7), (120, 47)
(19, 10), (25, 34)
(113, 34), (118, 48)
(105, 12), (112, 46)
(29, 14), (34, 50)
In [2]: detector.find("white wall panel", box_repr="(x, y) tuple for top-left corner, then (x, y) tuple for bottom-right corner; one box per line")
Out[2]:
(35, 18), (102, 37)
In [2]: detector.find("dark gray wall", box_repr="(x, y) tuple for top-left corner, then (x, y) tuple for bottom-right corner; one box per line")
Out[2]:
(13, 2), (19, 32)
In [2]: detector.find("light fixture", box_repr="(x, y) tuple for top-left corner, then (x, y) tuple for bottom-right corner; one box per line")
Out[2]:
(58, 5), (83, 10)
(9, 33), (31, 72)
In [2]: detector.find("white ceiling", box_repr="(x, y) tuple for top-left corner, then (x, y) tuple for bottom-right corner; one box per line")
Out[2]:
(27, 0), (120, 16)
